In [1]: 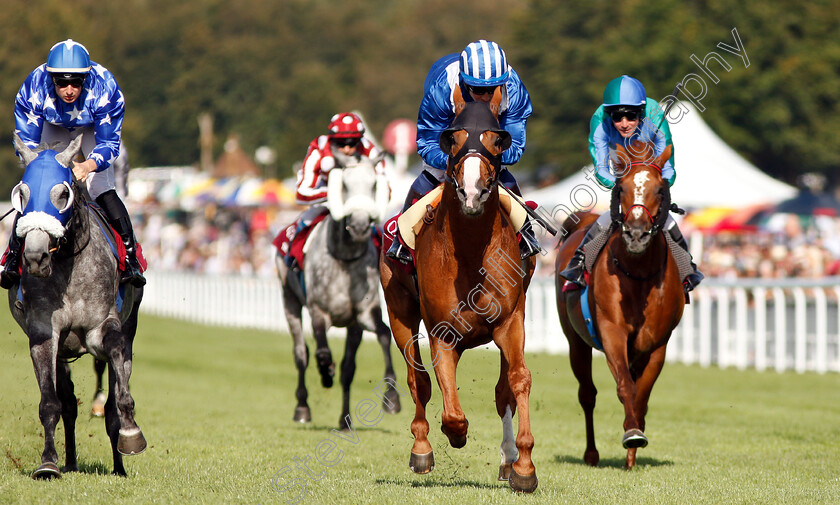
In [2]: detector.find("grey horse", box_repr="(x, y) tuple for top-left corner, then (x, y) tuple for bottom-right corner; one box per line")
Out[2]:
(8, 134), (146, 479)
(276, 152), (401, 429)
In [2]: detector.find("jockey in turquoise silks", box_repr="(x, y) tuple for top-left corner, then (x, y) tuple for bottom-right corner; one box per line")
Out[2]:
(2, 39), (145, 289)
(386, 39), (540, 264)
(559, 75), (704, 292)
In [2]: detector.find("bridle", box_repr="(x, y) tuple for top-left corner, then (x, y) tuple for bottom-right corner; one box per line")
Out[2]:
(610, 161), (670, 239)
(445, 150), (500, 192)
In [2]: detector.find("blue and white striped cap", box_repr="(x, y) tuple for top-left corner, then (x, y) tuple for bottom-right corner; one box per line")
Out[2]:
(459, 40), (510, 87)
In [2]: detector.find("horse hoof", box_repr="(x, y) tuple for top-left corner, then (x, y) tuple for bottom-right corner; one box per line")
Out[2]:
(383, 389), (401, 414)
(32, 462), (61, 480)
(315, 350), (335, 388)
(441, 420), (468, 448)
(408, 452), (434, 474)
(622, 429), (648, 449)
(91, 392), (106, 417)
(293, 406), (311, 423)
(498, 462), (513, 481)
(508, 466), (538, 493)
(117, 428), (147, 455)
(584, 450), (600, 467)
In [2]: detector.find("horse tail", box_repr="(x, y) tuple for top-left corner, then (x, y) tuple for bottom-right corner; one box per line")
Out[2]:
(557, 211), (599, 246)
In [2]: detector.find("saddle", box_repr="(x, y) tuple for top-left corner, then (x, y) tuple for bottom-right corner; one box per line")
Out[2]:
(272, 210), (330, 271)
(393, 184), (531, 251)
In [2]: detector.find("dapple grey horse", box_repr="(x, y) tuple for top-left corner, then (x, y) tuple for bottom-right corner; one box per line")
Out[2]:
(276, 152), (401, 429)
(8, 134), (145, 479)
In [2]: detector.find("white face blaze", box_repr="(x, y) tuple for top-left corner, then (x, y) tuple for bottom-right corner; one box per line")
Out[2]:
(462, 156), (483, 209)
(632, 171), (650, 220)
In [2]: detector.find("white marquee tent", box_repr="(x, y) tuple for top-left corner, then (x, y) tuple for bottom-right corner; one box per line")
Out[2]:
(527, 104), (796, 213)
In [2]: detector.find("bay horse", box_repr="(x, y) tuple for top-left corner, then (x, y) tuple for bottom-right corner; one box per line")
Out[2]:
(555, 141), (684, 469)
(379, 86), (538, 493)
(276, 152), (401, 429)
(8, 134), (146, 478)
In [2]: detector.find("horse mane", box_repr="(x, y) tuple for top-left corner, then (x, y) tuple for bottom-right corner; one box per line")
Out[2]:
(557, 211), (598, 246)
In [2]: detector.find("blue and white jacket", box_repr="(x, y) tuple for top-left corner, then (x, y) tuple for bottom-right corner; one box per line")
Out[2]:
(416, 53), (532, 171)
(14, 62), (124, 172)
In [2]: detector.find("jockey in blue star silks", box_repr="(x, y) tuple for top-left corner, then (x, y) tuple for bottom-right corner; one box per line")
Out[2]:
(559, 75), (704, 292)
(386, 39), (540, 264)
(1, 39), (145, 289)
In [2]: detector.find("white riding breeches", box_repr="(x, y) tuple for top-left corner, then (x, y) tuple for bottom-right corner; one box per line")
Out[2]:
(39, 124), (126, 200)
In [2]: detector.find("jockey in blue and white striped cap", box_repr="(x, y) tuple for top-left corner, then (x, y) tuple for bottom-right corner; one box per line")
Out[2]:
(459, 40), (510, 87)
(386, 39), (539, 264)
(416, 39), (531, 175)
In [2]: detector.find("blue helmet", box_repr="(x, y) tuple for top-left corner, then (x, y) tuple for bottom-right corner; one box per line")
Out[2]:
(46, 39), (91, 75)
(602, 75), (646, 108)
(459, 40), (510, 87)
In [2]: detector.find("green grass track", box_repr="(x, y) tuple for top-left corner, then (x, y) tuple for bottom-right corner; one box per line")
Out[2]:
(1, 309), (838, 504)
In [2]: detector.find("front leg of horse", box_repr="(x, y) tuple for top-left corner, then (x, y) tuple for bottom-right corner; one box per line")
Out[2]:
(102, 325), (146, 460)
(625, 345), (668, 469)
(29, 334), (62, 479)
(495, 354), (518, 481)
(373, 309), (401, 414)
(496, 322), (538, 493)
(337, 325), (364, 430)
(310, 310), (335, 388)
(432, 343), (469, 449)
(602, 341), (646, 463)
(286, 303), (311, 423)
(56, 361), (79, 473)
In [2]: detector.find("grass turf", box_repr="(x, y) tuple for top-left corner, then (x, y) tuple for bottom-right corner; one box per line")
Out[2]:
(0, 308), (838, 504)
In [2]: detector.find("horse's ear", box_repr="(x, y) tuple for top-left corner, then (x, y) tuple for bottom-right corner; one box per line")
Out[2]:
(453, 85), (466, 115)
(612, 143), (630, 176)
(55, 135), (83, 168)
(489, 87), (503, 117)
(439, 129), (455, 155)
(495, 130), (512, 153)
(13, 133), (37, 167)
(655, 144), (673, 169)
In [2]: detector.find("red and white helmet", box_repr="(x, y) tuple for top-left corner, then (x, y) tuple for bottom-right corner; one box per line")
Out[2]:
(328, 112), (365, 139)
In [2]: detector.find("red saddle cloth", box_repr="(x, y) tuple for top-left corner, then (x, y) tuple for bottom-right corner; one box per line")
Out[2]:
(381, 215), (415, 276)
(272, 212), (329, 270)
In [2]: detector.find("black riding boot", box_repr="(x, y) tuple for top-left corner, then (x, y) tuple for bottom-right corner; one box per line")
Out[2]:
(668, 225), (704, 292)
(96, 191), (146, 287)
(518, 220), (541, 260)
(0, 214), (22, 289)
(386, 177), (430, 265)
(559, 220), (605, 288)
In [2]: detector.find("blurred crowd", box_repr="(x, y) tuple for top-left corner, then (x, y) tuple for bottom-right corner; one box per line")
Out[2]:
(2, 200), (839, 281)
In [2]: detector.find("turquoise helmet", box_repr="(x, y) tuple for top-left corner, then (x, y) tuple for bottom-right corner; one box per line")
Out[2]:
(602, 75), (646, 108)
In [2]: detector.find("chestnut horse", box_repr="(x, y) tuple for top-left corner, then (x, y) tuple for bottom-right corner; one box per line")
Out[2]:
(555, 141), (684, 469)
(380, 87), (538, 493)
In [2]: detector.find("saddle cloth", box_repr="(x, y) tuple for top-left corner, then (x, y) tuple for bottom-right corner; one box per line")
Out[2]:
(272, 211), (330, 270)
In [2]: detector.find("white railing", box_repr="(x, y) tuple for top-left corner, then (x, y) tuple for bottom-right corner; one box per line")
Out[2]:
(141, 272), (840, 374)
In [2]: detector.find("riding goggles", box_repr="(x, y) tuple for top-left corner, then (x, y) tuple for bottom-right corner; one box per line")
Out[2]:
(331, 137), (361, 148)
(609, 109), (640, 122)
(467, 85), (498, 96)
(53, 76), (85, 88)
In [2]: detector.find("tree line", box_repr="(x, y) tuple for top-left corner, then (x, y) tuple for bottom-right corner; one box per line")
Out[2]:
(0, 0), (836, 198)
